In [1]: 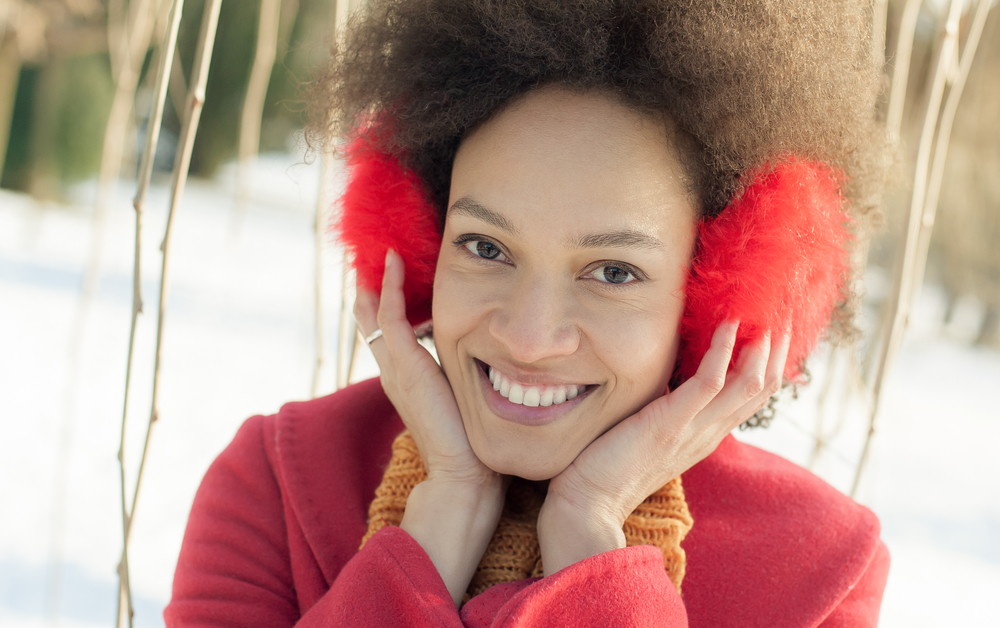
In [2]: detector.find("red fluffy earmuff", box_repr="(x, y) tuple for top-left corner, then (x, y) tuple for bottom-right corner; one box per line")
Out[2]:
(337, 135), (442, 326)
(674, 159), (851, 385)
(337, 134), (851, 384)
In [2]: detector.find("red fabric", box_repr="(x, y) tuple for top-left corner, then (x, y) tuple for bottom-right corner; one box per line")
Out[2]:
(166, 378), (888, 627)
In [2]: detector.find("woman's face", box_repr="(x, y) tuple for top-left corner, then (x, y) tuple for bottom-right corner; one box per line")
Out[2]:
(432, 87), (698, 480)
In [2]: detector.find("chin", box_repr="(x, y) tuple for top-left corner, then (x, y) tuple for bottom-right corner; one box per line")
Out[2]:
(471, 436), (571, 481)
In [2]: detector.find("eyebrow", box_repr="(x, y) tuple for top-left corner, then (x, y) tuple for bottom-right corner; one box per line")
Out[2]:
(448, 197), (519, 235)
(448, 196), (663, 250)
(575, 231), (664, 250)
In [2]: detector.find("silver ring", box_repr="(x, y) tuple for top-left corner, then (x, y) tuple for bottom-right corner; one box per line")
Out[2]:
(365, 328), (384, 345)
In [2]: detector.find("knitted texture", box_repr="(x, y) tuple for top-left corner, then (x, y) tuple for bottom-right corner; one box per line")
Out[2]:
(360, 430), (693, 601)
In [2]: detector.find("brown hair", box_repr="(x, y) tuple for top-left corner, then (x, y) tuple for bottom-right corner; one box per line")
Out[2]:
(306, 0), (885, 218)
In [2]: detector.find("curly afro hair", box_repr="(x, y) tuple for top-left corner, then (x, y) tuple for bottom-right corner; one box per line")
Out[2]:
(306, 0), (886, 221)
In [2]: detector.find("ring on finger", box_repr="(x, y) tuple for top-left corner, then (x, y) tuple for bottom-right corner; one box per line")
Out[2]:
(364, 328), (384, 345)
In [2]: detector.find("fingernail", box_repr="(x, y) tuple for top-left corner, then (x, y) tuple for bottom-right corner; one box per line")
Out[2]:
(385, 249), (394, 268)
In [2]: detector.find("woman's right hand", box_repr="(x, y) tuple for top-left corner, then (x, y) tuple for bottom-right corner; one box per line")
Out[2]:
(355, 249), (498, 487)
(354, 249), (506, 605)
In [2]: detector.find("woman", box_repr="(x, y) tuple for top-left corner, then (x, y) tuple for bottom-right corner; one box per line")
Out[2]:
(166, 1), (889, 626)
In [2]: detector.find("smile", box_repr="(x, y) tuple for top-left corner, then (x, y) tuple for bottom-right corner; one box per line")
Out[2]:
(487, 365), (588, 407)
(474, 360), (596, 426)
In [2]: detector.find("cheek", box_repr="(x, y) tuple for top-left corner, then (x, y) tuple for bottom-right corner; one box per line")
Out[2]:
(432, 261), (496, 345)
(590, 292), (685, 402)
(431, 259), (508, 386)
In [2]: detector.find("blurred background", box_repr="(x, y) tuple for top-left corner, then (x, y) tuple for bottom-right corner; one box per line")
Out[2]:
(0, 0), (997, 626)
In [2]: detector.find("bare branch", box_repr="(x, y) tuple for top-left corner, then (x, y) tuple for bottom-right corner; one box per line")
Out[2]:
(313, 152), (335, 397)
(115, 1), (224, 626)
(910, 0), (993, 306)
(115, 0), (185, 625)
(853, 0), (966, 497)
(235, 0), (284, 212)
(885, 0), (922, 142)
(135, 0), (185, 211)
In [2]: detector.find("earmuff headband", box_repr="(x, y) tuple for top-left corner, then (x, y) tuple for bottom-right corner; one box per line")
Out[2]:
(336, 132), (851, 385)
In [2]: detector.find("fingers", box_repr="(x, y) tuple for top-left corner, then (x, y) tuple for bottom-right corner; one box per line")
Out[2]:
(377, 249), (409, 332)
(657, 320), (739, 421)
(659, 321), (787, 438)
(355, 249), (415, 367)
(696, 326), (791, 436)
(732, 328), (791, 423)
(354, 284), (380, 337)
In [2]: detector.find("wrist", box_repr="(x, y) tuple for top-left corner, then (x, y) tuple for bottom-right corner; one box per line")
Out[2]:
(537, 494), (626, 576)
(400, 476), (505, 605)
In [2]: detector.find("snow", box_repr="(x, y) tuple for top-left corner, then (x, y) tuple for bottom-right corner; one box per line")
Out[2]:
(1, 154), (997, 627)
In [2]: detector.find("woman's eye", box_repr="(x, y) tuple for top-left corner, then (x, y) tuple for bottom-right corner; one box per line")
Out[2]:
(464, 240), (505, 261)
(593, 264), (638, 285)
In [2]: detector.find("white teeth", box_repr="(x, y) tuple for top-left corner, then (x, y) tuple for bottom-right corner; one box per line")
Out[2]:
(522, 388), (541, 407)
(508, 383), (524, 404)
(487, 365), (585, 408)
(539, 389), (554, 407)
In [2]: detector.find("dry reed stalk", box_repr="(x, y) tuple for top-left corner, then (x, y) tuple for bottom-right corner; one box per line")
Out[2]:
(330, 0), (359, 390)
(135, 0), (185, 210)
(909, 0), (993, 310)
(169, 46), (188, 119)
(886, 0), (923, 142)
(138, 0), (223, 513)
(107, 0), (127, 79)
(83, 0), (159, 317)
(41, 0), (159, 623)
(114, 1), (223, 626)
(95, 0), (159, 235)
(235, 0), (283, 213)
(312, 151), (335, 396)
(114, 0), (185, 625)
(852, 0), (966, 497)
(81, 0), (159, 372)
(337, 265), (358, 389)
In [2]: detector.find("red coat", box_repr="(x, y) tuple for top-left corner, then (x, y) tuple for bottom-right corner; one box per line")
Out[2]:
(165, 378), (888, 627)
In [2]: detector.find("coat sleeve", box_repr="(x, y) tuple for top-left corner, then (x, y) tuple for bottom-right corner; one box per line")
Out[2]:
(475, 545), (689, 628)
(816, 540), (891, 628)
(165, 415), (301, 627)
(164, 415), (687, 628)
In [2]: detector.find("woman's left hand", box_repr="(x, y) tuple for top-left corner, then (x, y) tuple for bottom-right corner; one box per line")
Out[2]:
(536, 321), (791, 575)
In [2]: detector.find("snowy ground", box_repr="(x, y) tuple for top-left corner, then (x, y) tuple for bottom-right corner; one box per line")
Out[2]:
(1, 154), (997, 627)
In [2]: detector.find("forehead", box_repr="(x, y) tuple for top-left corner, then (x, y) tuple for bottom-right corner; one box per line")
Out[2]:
(449, 87), (696, 238)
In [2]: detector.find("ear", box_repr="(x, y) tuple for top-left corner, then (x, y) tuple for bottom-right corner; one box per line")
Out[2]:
(336, 133), (441, 327)
(673, 158), (853, 387)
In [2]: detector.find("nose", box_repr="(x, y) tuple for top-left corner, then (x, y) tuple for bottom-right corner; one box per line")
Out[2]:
(488, 271), (581, 363)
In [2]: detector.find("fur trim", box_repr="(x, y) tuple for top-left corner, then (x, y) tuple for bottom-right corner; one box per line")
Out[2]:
(337, 134), (441, 326)
(674, 159), (852, 385)
(338, 136), (851, 385)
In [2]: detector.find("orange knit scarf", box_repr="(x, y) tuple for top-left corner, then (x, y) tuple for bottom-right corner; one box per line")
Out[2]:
(360, 430), (693, 601)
